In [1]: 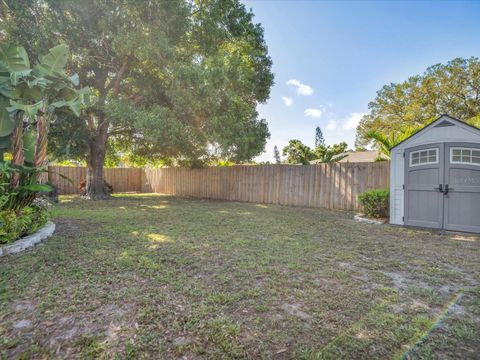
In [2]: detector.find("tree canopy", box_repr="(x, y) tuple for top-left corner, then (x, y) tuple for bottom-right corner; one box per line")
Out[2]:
(356, 57), (480, 149)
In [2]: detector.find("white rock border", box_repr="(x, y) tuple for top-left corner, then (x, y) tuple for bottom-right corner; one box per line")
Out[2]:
(354, 214), (386, 225)
(0, 221), (55, 257)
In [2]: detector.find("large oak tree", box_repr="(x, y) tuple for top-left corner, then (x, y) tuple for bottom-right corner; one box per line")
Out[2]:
(2, 0), (273, 198)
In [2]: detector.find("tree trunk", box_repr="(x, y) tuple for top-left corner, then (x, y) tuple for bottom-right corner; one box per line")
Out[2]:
(34, 112), (49, 183)
(84, 115), (110, 199)
(83, 61), (127, 200)
(10, 116), (24, 187)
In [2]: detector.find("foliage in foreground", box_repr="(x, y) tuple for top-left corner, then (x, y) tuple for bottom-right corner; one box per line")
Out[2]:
(0, 161), (52, 211)
(0, 42), (84, 239)
(0, 43), (87, 166)
(358, 188), (390, 218)
(0, 161), (51, 243)
(0, 204), (48, 244)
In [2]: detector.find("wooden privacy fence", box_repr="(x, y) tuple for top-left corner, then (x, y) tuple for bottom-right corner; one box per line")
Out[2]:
(48, 162), (389, 211)
(142, 162), (389, 211)
(48, 166), (143, 195)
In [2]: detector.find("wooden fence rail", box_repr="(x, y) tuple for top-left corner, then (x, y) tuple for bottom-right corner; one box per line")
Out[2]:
(48, 162), (389, 211)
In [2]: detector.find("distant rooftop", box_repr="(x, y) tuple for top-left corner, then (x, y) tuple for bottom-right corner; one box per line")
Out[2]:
(310, 151), (388, 164)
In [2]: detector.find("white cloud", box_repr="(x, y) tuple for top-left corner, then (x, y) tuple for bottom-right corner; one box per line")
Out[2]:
(281, 96), (293, 107)
(286, 79), (314, 96)
(327, 120), (337, 130)
(304, 108), (322, 118)
(342, 112), (366, 130)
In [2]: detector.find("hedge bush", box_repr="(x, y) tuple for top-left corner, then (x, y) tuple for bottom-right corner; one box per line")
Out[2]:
(358, 188), (389, 218)
(0, 205), (48, 244)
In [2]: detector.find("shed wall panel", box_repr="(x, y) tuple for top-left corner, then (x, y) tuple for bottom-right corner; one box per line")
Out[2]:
(390, 149), (405, 225)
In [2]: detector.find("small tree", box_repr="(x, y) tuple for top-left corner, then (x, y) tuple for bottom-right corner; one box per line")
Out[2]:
(273, 145), (281, 164)
(313, 142), (348, 163)
(282, 139), (313, 165)
(315, 126), (325, 148)
(282, 139), (349, 165)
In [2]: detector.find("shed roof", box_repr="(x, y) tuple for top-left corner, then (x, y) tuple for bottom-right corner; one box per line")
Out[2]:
(390, 114), (480, 150)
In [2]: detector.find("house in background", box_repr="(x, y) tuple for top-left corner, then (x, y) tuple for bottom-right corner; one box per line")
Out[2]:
(310, 151), (387, 164)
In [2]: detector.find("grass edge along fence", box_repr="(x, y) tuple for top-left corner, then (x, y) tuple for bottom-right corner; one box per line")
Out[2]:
(48, 162), (390, 212)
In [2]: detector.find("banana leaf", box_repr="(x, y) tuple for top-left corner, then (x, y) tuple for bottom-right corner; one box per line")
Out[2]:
(32, 44), (69, 77)
(0, 45), (31, 85)
(7, 100), (44, 120)
(0, 98), (15, 136)
(20, 183), (53, 192)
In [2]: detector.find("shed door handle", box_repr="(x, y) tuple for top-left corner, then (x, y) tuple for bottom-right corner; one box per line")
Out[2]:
(434, 184), (443, 192)
(444, 184), (453, 195)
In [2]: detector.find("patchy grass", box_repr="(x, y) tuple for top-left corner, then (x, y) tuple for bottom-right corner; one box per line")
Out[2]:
(0, 194), (479, 359)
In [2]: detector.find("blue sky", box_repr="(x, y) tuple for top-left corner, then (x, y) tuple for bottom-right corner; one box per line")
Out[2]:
(243, 0), (480, 162)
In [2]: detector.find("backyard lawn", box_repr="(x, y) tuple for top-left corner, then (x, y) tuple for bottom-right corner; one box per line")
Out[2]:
(1, 194), (479, 359)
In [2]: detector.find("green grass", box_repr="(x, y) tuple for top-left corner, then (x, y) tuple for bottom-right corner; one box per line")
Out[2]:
(0, 194), (479, 359)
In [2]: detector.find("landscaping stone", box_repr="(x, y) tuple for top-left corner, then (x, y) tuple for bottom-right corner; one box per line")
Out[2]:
(0, 222), (55, 257)
(354, 214), (387, 225)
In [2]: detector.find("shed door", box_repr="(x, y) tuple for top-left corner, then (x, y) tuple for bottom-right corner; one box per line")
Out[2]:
(404, 144), (444, 229)
(443, 143), (480, 233)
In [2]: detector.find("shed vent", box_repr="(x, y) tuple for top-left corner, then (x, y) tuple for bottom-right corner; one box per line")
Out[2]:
(434, 120), (454, 127)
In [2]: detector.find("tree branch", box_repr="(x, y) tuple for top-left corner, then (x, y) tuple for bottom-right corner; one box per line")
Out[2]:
(106, 60), (129, 95)
(107, 128), (133, 136)
(191, 0), (205, 16)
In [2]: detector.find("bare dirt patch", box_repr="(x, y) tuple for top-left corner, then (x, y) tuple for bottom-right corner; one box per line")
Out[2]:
(280, 303), (312, 321)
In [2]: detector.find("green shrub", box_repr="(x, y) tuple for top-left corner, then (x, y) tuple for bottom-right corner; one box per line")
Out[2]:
(358, 188), (389, 218)
(0, 205), (48, 244)
(0, 162), (53, 212)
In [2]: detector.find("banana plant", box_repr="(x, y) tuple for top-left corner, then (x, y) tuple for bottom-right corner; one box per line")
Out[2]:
(0, 45), (30, 155)
(0, 44), (89, 173)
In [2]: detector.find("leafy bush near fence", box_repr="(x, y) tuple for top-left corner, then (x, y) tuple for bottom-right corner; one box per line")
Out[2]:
(358, 188), (389, 218)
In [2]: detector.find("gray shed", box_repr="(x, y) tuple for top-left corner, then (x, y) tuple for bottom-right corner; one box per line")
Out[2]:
(389, 114), (480, 233)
